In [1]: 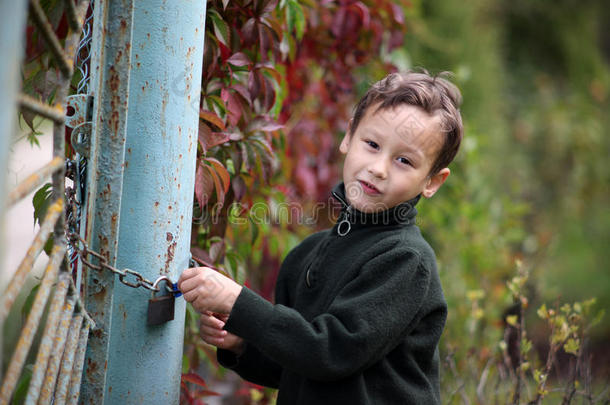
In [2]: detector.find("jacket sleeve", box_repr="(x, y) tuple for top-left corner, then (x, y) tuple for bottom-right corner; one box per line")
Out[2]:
(214, 235), (317, 387)
(217, 344), (282, 388)
(223, 243), (431, 382)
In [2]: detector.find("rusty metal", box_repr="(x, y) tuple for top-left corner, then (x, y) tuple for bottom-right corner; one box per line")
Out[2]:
(2, 200), (61, 305)
(28, 0), (73, 78)
(66, 94), (93, 129)
(80, 0), (134, 400)
(72, 232), (169, 291)
(66, 319), (91, 405)
(0, 244), (66, 403)
(37, 291), (76, 405)
(18, 93), (65, 124)
(53, 313), (84, 405)
(1, 0), (94, 402)
(6, 157), (63, 207)
(0, 198), (62, 323)
(80, 0), (206, 401)
(22, 271), (70, 404)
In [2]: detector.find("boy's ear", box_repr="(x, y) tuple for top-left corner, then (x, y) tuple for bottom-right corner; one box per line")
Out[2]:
(340, 119), (354, 154)
(422, 168), (450, 198)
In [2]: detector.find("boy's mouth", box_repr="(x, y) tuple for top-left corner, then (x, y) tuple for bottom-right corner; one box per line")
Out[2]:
(358, 180), (381, 195)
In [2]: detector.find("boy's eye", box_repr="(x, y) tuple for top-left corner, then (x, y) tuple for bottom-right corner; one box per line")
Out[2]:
(365, 140), (379, 149)
(397, 157), (411, 166)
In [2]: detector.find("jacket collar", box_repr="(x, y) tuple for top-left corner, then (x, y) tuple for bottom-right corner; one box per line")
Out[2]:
(330, 182), (420, 236)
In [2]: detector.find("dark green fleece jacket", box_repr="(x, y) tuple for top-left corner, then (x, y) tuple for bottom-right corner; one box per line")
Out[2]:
(218, 182), (447, 404)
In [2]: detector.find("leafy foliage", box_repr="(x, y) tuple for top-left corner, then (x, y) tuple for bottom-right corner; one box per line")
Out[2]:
(185, 0), (610, 403)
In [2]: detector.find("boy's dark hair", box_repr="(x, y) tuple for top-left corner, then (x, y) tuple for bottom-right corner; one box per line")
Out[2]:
(350, 69), (463, 176)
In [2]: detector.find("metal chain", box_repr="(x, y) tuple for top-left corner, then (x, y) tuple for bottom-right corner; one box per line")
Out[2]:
(67, 231), (170, 293)
(64, 0), (177, 295)
(65, 171), (172, 294)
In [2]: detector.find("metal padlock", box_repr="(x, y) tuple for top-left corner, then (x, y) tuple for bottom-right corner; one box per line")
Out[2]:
(147, 276), (175, 325)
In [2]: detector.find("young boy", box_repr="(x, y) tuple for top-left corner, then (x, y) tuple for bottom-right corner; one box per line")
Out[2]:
(179, 70), (463, 404)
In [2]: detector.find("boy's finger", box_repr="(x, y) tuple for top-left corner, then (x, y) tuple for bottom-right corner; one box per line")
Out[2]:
(202, 336), (225, 347)
(178, 275), (204, 295)
(200, 314), (225, 329)
(177, 268), (198, 289)
(182, 289), (200, 304)
(200, 324), (227, 338)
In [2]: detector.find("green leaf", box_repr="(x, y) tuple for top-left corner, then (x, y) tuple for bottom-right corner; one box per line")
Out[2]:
(12, 364), (34, 404)
(21, 283), (41, 322)
(249, 215), (259, 246)
(32, 183), (53, 227)
(208, 9), (230, 46)
(537, 303), (548, 319)
(590, 309), (605, 328)
(286, 0), (305, 40)
(564, 338), (580, 355)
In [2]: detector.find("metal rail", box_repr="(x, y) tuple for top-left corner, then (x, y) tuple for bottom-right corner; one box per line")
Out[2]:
(0, 1), (94, 403)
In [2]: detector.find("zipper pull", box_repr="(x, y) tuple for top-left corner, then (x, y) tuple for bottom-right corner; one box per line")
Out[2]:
(337, 206), (352, 236)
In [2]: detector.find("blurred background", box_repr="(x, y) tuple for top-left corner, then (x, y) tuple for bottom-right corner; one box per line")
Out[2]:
(4, 0), (609, 403)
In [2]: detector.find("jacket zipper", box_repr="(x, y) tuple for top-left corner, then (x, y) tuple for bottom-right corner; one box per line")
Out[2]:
(331, 191), (352, 236)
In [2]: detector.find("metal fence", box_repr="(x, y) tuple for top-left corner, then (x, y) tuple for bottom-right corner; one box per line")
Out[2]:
(1, 0), (206, 403)
(0, 1), (94, 404)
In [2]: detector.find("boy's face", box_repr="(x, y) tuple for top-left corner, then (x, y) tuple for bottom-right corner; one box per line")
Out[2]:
(339, 103), (450, 213)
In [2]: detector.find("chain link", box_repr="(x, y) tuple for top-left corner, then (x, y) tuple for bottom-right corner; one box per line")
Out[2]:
(67, 232), (167, 292)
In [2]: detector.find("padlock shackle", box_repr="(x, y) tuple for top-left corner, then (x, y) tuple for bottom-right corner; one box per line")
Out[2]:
(151, 275), (173, 293)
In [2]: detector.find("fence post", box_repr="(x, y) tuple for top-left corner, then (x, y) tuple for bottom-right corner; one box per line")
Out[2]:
(0, 0), (29, 381)
(81, 1), (206, 403)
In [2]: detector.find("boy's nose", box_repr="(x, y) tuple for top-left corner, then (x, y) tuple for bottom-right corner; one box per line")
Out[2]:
(367, 159), (388, 179)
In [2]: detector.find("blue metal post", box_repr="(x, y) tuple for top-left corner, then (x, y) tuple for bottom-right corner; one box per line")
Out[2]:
(81, 0), (134, 401)
(0, 0), (29, 381)
(82, 0), (206, 403)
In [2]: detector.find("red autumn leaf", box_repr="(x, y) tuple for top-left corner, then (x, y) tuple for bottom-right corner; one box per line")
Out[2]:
(390, 2), (405, 25)
(262, 75), (276, 111)
(248, 70), (262, 101)
(205, 157), (231, 194)
(181, 373), (208, 388)
(217, 40), (232, 63)
(195, 163), (215, 208)
(352, 2), (371, 28)
(247, 116), (284, 133)
(205, 163), (225, 207)
(227, 52), (251, 67)
(255, 0), (278, 17)
(222, 88), (243, 127)
(256, 63), (282, 85)
(199, 126), (231, 152)
(260, 16), (283, 40)
(199, 110), (226, 130)
(232, 175), (247, 202)
(230, 83), (251, 105)
(241, 18), (259, 46)
(193, 390), (222, 398)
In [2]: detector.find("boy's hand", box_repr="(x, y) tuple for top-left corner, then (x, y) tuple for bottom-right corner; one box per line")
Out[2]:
(200, 311), (245, 354)
(178, 267), (242, 314)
